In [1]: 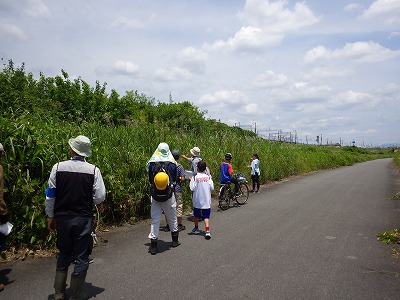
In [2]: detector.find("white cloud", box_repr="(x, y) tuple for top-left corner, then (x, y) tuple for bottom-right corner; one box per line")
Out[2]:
(197, 90), (248, 107)
(344, 3), (363, 13)
(253, 70), (288, 88)
(175, 47), (207, 74)
(389, 31), (400, 39)
(301, 67), (353, 81)
(112, 60), (139, 74)
(206, 0), (320, 53)
(111, 16), (145, 29)
(0, 19), (27, 40)
(291, 82), (331, 96)
(96, 60), (139, 76)
(361, 0), (400, 25)
(328, 90), (379, 109)
(304, 42), (400, 64)
(239, 0), (320, 30)
(153, 67), (191, 82)
(24, 0), (50, 18)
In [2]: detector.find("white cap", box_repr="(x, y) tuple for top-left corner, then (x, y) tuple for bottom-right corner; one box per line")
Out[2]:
(157, 142), (170, 158)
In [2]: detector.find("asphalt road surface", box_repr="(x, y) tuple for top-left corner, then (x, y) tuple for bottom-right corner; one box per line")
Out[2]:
(1, 158), (400, 299)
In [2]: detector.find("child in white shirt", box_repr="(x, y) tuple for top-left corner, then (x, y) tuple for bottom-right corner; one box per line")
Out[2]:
(189, 161), (214, 239)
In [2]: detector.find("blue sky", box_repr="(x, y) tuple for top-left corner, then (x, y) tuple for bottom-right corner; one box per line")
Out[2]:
(1, 0), (399, 146)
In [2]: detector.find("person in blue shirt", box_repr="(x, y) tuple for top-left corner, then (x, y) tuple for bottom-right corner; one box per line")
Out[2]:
(219, 153), (240, 195)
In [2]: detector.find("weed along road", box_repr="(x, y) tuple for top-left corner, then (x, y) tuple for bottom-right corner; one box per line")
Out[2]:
(1, 158), (400, 299)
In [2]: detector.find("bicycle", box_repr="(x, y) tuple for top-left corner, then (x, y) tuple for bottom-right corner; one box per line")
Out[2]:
(218, 173), (250, 210)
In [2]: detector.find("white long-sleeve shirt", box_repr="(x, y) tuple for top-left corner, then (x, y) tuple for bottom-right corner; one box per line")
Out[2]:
(251, 158), (260, 176)
(190, 172), (214, 209)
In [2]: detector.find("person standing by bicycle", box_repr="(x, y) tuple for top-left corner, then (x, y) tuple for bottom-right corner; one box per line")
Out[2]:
(219, 153), (240, 195)
(249, 153), (260, 193)
(45, 135), (106, 300)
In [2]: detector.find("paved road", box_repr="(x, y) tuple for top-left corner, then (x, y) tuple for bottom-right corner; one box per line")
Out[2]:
(1, 158), (400, 299)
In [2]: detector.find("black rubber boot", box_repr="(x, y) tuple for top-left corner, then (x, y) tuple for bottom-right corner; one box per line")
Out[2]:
(149, 238), (158, 255)
(54, 269), (68, 300)
(70, 272), (87, 300)
(171, 231), (181, 247)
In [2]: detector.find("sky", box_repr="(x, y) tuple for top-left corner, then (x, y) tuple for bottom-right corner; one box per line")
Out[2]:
(1, 0), (399, 147)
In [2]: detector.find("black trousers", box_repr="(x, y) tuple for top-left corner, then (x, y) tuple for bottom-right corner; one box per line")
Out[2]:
(55, 215), (93, 275)
(251, 173), (260, 191)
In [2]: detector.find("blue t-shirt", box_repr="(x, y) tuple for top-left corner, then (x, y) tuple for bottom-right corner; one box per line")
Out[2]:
(219, 162), (233, 183)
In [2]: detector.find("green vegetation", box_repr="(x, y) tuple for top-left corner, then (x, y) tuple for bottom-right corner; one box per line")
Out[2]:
(377, 229), (400, 244)
(0, 60), (396, 252)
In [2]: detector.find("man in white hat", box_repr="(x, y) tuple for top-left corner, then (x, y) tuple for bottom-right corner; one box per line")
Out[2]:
(181, 146), (202, 176)
(45, 135), (106, 300)
(0, 143), (8, 292)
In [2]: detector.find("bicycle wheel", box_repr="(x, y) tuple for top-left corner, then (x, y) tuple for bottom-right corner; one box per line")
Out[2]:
(218, 185), (231, 210)
(236, 183), (249, 205)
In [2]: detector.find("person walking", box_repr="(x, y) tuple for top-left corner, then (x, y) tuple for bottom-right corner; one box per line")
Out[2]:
(45, 135), (106, 300)
(250, 153), (260, 193)
(0, 143), (9, 292)
(146, 142), (181, 255)
(189, 161), (214, 239)
(164, 149), (186, 232)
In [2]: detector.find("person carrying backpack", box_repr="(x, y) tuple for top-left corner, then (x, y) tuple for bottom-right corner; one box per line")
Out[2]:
(146, 142), (180, 255)
(219, 153), (240, 195)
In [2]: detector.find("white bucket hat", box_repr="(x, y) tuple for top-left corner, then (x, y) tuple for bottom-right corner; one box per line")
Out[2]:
(157, 142), (170, 158)
(0, 143), (4, 152)
(190, 146), (200, 157)
(68, 135), (92, 157)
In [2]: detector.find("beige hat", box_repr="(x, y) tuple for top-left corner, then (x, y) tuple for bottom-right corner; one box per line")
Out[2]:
(190, 146), (200, 157)
(68, 135), (92, 157)
(0, 143), (3, 152)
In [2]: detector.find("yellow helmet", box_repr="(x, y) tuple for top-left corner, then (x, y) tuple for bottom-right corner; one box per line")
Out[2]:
(154, 172), (169, 190)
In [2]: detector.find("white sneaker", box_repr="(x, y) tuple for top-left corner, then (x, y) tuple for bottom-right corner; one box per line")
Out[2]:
(205, 231), (211, 240)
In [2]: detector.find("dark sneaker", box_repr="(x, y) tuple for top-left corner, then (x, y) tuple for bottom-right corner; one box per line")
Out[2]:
(164, 224), (170, 232)
(178, 224), (186, 231)
(250, 190), (255, 193)
(191, 228), (200, 235)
